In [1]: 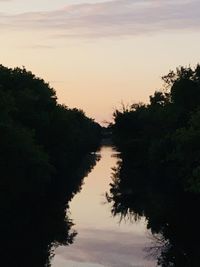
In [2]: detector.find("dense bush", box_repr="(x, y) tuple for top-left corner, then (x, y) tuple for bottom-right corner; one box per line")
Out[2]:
(109, 65), (200, 266)
(0, 65), (101, 197)
(112, 65), (200, 193)
(0, 64), (102, 266)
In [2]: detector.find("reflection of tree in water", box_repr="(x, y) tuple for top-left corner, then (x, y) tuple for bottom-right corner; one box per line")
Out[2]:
(107, 154), (200, 267)
(0, 153), (99, 267)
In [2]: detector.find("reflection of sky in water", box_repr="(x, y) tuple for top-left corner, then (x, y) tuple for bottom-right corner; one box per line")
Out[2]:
(52, 146), (156, 267)
(54, 259), (105, 267)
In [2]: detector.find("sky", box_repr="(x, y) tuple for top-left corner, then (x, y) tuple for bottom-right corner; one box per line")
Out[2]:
(0, 0), (200, 123)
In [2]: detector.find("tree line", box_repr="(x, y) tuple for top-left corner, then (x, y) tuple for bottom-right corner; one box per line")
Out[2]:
(112, 65), (200, 194)
(0, 64), (102, 266)
(0, 64), (101, 198)
(108, 65), (200, 266)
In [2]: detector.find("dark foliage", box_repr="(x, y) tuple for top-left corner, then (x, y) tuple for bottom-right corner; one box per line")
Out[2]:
(111, 64), (200, 193)
(108, 65), (200, 266)
(0, 64), (101, 266)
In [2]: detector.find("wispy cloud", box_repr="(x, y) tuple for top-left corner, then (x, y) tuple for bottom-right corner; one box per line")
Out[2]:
(0, 0), (200, 38)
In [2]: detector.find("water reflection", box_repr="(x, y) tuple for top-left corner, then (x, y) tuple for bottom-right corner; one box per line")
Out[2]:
(1, 147), (158, 267)
(107, 151), (200, 267)
(0, 153), (98, 267)
(52, 146), (154, 267)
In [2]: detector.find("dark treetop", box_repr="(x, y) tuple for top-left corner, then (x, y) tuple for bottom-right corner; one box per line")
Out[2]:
(0, 65), (102, 267)
(108, 65), (200, 267)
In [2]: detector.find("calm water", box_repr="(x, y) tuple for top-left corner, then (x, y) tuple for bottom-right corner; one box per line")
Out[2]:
(51, 146), (156, 267)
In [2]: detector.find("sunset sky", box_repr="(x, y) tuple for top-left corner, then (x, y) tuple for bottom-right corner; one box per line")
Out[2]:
(0, 0), (200, 123)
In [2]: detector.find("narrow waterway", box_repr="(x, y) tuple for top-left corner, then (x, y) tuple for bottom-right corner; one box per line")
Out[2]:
(52, 146), (156, 267)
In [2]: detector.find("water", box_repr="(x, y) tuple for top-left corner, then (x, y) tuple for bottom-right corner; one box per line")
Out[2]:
(52, 146), (156, 267)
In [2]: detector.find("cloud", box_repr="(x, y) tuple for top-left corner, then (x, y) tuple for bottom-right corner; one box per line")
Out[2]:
(0, 0), (200, 37)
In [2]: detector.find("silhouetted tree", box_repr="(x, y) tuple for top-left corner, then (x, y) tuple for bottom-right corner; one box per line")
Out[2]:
(109, 64), (200, 266)
(0, 64), (102, 266)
